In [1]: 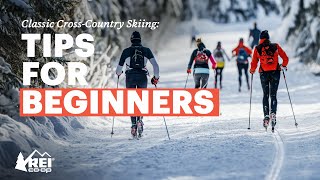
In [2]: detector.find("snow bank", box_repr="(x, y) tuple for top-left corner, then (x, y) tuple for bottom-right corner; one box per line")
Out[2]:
(0, 55), (86, 169)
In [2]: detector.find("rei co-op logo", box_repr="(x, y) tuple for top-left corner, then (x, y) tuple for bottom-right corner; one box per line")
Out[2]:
(15, 149), (54, 173)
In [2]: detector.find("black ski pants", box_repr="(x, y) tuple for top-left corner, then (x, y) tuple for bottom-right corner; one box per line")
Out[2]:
(194, 73), (209, 88)
(126, 73), (147, 127)
(215, 68), (224, 88)
(260, 70), (280, 117)
(237, 63), (249, 88)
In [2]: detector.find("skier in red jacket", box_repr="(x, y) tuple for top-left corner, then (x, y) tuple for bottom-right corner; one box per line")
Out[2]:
(250, 30), (289, 131)
(232, 38), (253, 92)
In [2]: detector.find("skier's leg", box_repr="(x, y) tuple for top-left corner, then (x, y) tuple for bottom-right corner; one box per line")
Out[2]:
(136, 74), (148, 136)
(214, 69), (218, 88)
(220, 68), (224, 88)
(136, 74), (148, 89)
(131, 117), (137, 127)
(237, 64), (242, 91)
(260, 72), (271, 128)
(269, 70), (280, 130)
(201, 73), (209, 88)
(194, 73), (201, 88)
(126, 75), (139, 135)
(260, 72), (270, 117)
(270, 71), (280, 114)
(244, 64), (250, 89)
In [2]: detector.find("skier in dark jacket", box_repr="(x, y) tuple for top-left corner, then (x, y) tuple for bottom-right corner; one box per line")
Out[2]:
(232, 38), (252, 92)
(213, 41), (230, 89)
(250, 30), (289, 131)
(187, 42), (217, 88)
(116, 31), (160, 138)
(249, 22), (261, 49)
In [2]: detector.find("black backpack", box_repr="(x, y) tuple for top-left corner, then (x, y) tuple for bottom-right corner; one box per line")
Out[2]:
(130, 47), (145, 69)
(256, 43), (277, 64)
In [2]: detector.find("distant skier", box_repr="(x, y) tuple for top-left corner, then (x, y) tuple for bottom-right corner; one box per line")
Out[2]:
(249, 22), (261, 49)
(213, 41), (231, 89)
(232, 38), (252, 92)
(190, 26), (199, 47)
(250, 30), (289, 131)
(116, 31), (160, 138)
(187, 42), (217, 88)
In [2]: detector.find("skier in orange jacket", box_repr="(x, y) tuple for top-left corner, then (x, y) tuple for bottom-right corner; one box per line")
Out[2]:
(250, 30), (289, 131)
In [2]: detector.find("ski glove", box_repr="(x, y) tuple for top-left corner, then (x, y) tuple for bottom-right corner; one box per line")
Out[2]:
(151, 76), (159, 85)
(280, 64), (287, 71)
(116, 71), (123, 77)
(187, 69), (192, 74)
(249, 69), (255, 74)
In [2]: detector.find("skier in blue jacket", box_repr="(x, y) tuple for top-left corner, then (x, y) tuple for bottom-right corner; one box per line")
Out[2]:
(249, 22), (261, 49)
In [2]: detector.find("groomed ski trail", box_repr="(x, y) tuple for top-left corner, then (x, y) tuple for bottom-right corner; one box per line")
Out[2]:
(266, 130), (285, 180)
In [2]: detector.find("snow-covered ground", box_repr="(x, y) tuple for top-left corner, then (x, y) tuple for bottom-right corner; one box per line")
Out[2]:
(5, 18), (320, 180)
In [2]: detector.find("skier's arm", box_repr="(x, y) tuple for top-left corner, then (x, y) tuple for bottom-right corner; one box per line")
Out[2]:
(209, 55), (217, 69)
(250, 48), (259, 73)
(188, 51), (196, 69)
(222, 49), (231, 61)
(245, 46), (253, 56)
(277, 44), (289, 67)
(232, 46), (238, 56)
(207, 51), (217, 69)
(116, 50), (127, 76)
(146, 48), (160, 79)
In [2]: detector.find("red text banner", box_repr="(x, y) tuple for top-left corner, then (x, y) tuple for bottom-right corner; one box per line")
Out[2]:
(20, 88), (219, 116)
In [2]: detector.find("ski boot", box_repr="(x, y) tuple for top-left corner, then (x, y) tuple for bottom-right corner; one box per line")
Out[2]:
(263, 115), (270, 131)
(137, 119), (144, 138)
(270, 113), (276, 133)
(131, 125), (137, 138)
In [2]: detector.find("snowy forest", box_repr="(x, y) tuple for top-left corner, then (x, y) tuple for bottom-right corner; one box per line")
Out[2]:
(0, 0), (319, 179)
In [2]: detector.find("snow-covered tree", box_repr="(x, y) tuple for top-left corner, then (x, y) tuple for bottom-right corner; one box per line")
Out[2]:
(181, 0), (279, 22)
(280, 0), (320, 65)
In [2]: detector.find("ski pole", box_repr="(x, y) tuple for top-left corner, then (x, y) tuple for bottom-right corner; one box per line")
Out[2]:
(111, 75), (120, 137)
(248, 74), (253, 130)
(154, 84), (171, 140)
(282, 70), (298, 127)
(202, 77), (209, 88)
(184, 74), (190, 89)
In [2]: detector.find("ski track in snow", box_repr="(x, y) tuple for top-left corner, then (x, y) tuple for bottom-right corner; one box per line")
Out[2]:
(266, 130), (285, 180)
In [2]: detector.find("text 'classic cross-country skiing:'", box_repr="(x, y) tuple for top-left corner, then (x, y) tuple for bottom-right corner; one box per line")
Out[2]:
(20, 33), (220, 116)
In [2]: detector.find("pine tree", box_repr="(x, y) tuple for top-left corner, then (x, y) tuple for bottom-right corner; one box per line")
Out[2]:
(15, 152), (27, 172)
